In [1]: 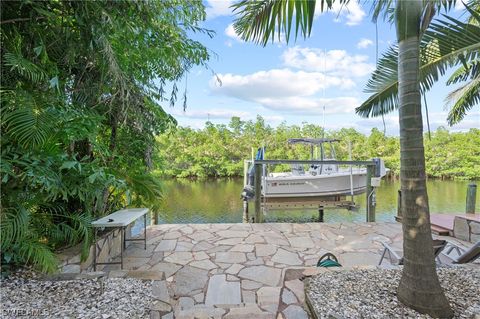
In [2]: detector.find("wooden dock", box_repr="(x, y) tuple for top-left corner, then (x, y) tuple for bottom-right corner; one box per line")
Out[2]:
(396, 214), (480, 236)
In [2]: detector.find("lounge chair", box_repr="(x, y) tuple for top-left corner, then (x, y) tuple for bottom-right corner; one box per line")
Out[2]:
(378, 239), (447, 266)
(440, 240), (480, 264)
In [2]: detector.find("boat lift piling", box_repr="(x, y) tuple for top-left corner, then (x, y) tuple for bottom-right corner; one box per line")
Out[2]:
(248, 159), (378, 223)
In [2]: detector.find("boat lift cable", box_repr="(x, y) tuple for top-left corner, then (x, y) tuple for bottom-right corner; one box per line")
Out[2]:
(348, 140), (354, 202)
(262, 145), (268, 218)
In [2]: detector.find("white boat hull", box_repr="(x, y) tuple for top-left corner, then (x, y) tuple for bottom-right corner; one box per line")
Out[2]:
(262, 169), (367, 198)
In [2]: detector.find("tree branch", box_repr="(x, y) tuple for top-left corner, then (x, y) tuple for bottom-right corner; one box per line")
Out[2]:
(1, 17), (45, 25)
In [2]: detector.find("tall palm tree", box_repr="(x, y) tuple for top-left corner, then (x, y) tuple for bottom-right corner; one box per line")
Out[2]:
(356, 3), (480, 126)
(232, 0), (454, 317)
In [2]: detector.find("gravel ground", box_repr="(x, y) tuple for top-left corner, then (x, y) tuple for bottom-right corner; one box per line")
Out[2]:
(306, 267), (480, 319)
(307, 268), (480, 319)
(1, 271), (152, 318)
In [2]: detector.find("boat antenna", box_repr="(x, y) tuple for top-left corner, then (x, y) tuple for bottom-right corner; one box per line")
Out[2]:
(322, 105), (326, 138)
(322, 48), (326, 138)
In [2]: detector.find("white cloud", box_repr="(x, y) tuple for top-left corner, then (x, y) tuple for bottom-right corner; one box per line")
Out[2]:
(282, 47), (375, 77)
(256, 96), (359, 115)
(357, 38), (373, 49)
(208, 45), (376, 118)
(210, 69), (360, 116)
(225, 24), (243, 42)
(315, 0), (366, 26)
(211, 68), (355, 101)
(205, 0), (234, 19)
(354, 115), (399, 135)
(173, 108), (250, 119)
(426, 111), (480, 132)
(262, 115), (285, 122)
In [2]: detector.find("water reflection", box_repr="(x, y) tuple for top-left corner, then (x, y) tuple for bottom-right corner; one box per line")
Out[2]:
(150, 179), (479, 224)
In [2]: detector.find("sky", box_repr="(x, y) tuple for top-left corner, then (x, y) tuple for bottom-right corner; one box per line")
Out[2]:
(167, 0), (479, 136)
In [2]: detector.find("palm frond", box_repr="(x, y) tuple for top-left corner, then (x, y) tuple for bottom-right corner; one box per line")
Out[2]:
(232, 0), (337, 46)
(2, 92), (58, 148)
(3, 52), (48, 84)
(447, 58), (480, 84)
(445, 77), (480, 125)
(124, 173), (163, 203)
(356, 46), (399, 117)
(0, 207), (30, 250)
(356, 4), (480, 120)
(17, 239), (58, 273)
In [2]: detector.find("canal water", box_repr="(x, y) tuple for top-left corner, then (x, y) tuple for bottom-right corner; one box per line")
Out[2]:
(151, 179), (479, 224)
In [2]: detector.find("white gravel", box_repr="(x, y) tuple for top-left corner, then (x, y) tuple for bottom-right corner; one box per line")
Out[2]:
(1, 273), (152, 318)
(306, 267), (480, 319)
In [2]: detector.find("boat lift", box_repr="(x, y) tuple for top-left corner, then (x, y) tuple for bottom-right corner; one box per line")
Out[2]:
(242, 158), (381, 223)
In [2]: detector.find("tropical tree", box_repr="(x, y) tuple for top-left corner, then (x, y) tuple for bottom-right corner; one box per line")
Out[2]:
(232, 0), (454, 316)
(356, 3), (480, 126)
(1, 0), (211, 273)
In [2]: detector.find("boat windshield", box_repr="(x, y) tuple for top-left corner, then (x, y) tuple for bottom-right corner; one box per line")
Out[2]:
(287, 138), (340, 145)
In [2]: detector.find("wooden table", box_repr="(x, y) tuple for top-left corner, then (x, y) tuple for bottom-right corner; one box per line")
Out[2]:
(91, 208), (149, 270)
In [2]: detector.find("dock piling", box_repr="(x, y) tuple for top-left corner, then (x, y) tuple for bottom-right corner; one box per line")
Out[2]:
(254, 163), (262, 223)
(242, 199), (249, 223)
(466, 183), (477, 214)
(318, 206), (324, 222)
(396, 189), (402, 220)
(366, 165), (376, 222)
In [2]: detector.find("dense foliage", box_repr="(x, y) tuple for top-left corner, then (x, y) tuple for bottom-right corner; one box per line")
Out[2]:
(157, 117), (480, 180)
(1, 1), (211, 272)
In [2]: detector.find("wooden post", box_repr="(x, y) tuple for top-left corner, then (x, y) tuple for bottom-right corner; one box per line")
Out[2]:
(242, 199), (249, 223)
(366, 165), (375, 222)
(254, 163), (262, 223)
(397, 189), (402, 219)
(318, 206), (324, 222)
(466, 183), (477, 214)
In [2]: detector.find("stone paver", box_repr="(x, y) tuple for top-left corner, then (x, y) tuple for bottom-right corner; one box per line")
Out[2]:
(152, 280), (170, 303)
(164, 252), (194, 265)
(271, 249), (302, 266)
(205, 274), (242, 306)
(225, 264), (244, 275)
(119, 222), (403, 319)
(255, 244), (277, 257)
(282, 305), (308, 319)
(190, 259), (217, 270)
(281, 289), (297, 304)
(284, 279), (304, 303)
(216, 252), (247, 264)
(238, 266), (282, 286)
(173, 265), (208, 296)
(155, 240), (177, 251)
(230, 244), (255, 252)
(225, 305), (274, 319)
(257, 287), (281, 314)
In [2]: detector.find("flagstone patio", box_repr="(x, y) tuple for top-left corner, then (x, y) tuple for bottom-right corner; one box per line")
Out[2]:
(114, 222), (403, 318)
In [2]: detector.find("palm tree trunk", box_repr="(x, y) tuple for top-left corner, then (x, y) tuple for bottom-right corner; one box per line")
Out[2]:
(395, 1), (452, 317)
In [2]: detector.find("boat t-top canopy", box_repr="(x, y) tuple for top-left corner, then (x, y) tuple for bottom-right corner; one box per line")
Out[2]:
(288, 138), (340, 145)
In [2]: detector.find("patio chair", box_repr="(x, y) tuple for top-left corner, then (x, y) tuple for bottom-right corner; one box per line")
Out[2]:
(378, 239), (447, 266)
(440, 240), (480, 264)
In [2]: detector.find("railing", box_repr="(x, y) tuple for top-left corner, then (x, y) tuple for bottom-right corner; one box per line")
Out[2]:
(246, 159), (378, 223)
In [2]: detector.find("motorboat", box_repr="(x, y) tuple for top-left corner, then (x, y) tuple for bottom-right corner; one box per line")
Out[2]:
(242, 138), (387, 199)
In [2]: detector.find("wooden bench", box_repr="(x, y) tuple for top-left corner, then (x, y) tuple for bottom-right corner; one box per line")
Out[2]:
(91, 208), (149, 270)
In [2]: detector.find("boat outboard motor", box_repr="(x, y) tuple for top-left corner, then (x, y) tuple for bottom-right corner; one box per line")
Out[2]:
(241, 147), (265, 199)
(372, 158), (386, 177)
